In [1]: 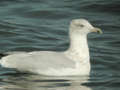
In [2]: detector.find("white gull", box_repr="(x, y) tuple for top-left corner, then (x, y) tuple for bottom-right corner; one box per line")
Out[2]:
(0, 19), (102, 76)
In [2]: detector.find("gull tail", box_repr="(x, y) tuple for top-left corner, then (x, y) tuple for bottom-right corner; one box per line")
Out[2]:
(0, 53), (8, 64)
(0, 53), (7, 58)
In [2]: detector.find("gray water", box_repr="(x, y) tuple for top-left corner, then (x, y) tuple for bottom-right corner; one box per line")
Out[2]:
(0, 0), (120, 90)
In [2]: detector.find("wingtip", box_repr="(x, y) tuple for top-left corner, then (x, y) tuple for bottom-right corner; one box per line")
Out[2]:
(0, 53), (8, 59)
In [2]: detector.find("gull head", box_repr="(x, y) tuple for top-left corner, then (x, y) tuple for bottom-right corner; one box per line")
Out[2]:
(70, 19), (102, 35)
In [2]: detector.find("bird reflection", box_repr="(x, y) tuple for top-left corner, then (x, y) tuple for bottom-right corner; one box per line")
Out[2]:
(0, 73), (91, 90)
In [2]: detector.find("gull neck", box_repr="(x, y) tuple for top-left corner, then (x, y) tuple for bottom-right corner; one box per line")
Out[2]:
(66, 31), (90, 61)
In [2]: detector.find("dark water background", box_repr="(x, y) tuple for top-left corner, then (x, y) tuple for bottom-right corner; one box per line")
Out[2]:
(0, 0), (120, 90)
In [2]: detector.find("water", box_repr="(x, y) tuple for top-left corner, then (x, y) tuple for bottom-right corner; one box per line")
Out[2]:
(0, 0), (120, 90)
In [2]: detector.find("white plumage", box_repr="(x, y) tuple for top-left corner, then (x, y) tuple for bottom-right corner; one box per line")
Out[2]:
(0, 19), (102, 76)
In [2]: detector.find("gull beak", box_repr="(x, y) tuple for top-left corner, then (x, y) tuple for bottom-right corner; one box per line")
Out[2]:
(91, 27), (103, 34)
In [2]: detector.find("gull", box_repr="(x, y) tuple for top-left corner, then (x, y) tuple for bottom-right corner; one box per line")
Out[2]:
(0, 19), (102, 76)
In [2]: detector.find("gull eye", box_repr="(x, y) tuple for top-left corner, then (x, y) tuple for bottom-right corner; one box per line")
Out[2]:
(75, 24), (84, 27)
(79, 24), (84, 27)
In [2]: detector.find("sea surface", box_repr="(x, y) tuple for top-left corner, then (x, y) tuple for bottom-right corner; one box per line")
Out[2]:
(0, 0), (120, 90)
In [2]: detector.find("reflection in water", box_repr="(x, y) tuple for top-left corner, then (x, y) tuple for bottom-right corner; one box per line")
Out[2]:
(0, 74), (91, 90)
